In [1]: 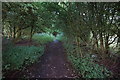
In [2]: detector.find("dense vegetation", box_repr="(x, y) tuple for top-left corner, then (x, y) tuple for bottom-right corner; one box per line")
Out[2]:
(3, 45), (44, 70)
(2, 2), (120, 78)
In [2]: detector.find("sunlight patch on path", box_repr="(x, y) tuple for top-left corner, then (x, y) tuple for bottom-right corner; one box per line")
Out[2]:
(53, 39), (59, 43)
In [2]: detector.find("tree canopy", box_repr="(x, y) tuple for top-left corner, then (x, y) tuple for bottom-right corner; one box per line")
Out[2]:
(2, 2), (120, 58)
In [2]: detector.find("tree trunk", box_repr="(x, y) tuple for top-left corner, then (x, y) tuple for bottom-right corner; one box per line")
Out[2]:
(95, 36), (99, 48)
(13, 26), (16, 40)
(92, 31), (99, 49)
(76, 36), (83, 57)
(105, 34), (109, 56)
(30, 26), (33, 41)
(16, 30), (22, 40)
(99, 32), (105, 58)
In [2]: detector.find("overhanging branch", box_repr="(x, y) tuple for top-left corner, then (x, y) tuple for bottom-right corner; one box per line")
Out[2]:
(108, 36), (118, 45)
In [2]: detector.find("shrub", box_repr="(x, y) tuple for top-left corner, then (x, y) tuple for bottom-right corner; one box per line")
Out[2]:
(63, 37), (111, 78)
(68, 54), (111, 78)
(3, 45), (44, 70)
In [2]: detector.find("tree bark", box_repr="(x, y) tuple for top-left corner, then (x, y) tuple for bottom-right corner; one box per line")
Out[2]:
(99, 32), (105, 58)
(105, 34), (109, 55)
(13, 26), (16, 39)
(30, 26), (34, 41)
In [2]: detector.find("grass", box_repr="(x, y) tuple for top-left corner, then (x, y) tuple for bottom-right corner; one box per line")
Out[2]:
(3, 45), (44, 71)
(32, 33), (55, 44)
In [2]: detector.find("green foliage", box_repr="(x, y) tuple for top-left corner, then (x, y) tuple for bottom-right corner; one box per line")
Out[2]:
(2, 2), (119, 78)
(68, 55), (111, 78)
(3, 45), (44, 70)
(32, 33), (54, 44)
(55, 33), (64, 41)
(3, 2), (119, 52)
(63, 37), (112, 78)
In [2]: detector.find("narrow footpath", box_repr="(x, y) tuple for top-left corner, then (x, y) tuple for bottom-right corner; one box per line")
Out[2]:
(18, 40), (78, 78)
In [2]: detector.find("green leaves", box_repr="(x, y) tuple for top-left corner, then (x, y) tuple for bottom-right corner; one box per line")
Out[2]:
(3, 45), (44, 71)
(62, 36), (112, 78)
(68, 55), (111, 78)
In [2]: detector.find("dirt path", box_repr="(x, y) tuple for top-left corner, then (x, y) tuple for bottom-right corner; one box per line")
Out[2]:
(17, 40), (78, 78)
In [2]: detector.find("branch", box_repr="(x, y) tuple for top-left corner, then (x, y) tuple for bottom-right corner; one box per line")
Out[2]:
(108, 36), (118, 45)
(15, 26), (30, 33)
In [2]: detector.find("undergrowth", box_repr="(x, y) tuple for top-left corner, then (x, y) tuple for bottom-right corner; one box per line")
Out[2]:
(62, 37), (112, 78)
(3, 45), (44, 71)
(68, 54), (111, 78)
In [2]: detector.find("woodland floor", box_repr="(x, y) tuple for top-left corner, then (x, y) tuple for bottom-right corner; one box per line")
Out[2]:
(5, 40), (78, 78)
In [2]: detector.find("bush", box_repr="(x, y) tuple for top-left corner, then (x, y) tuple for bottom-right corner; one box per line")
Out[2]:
(62, 37), (111, 78)
(68, 54), (111, 78)
(3, 45), (44, 70)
